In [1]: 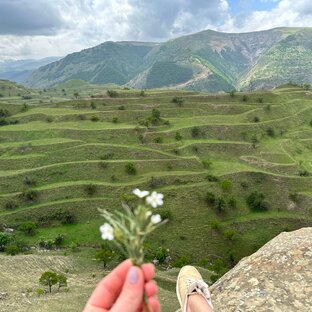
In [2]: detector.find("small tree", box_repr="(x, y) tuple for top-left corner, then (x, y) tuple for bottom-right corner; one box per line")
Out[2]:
(57, 274), (67, 290)
(95, 247), (115, 269)
(39, 272), (58, 293)
(303, 83), (311, 90)
(220, 179), (232, 192)
(206, 192), (216, 205)
(73, 92), (79, 99)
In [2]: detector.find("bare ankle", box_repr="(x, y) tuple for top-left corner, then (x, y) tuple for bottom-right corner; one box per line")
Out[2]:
(187, 294), (214, 312)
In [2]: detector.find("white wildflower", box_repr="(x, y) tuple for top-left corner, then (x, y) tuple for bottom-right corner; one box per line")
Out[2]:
(133, 188), (150, 198)
(100, 223), (114, 241)
(146, 191), (164, 208)
(151, 214), (162, 224)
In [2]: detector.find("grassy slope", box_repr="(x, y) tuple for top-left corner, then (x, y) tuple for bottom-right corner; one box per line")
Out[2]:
(0, 81), (312, 311)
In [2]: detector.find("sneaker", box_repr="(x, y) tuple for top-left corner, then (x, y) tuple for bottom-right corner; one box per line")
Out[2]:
(176, 265), (213, 312)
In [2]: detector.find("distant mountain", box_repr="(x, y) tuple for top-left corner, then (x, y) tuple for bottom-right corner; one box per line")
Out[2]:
(0, 57), (62, 84)
(25, 28), (312, 92)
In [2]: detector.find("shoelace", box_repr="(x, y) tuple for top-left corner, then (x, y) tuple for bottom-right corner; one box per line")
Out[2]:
(186, 278), (212, 301)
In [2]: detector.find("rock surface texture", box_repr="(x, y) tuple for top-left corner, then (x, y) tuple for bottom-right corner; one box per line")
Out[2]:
(210, 227), (312, 312)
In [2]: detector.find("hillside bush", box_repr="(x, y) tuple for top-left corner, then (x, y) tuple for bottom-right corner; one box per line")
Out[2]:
(107, 90), (118, 98)
(19, 221), (37, 236)
(23, 176), (36, 186)
(159, 208), (172, 221)
(90, 102), (97, 109)
(85, 184), (97, 196)
(0, 232), (11, 251)
(172, 97), (184, 106)
(91, 115), (99, 122)
(172, 256), (189, 268)
(206, 174), (219, 182)
(0, 108), (9, 118)
(266, 127), (275, 137)
(112, 116), (118, 123)
(246, 191), (269, 212)
(253, 116), (260, 123)
(154, 136), (163, 143)
(223, 229), (236, 240)
(175, 131), (182, 141)
(125, 162), (137, 175)
(5, 200), (18, 210)
(210, 219), (221, 231)
(95, 246), (115, 269)
(191, 126), (200, 137)
(22, 189), (39, 201)
(140, 90), (145, 97)
(220, 179), (232, 192)
(202, 160), (212, 169)
(54, 234), (65, 247)
(242, 95), (248, 102)
(118, 105), (125, 110)
(228, 196), (237, 208)
(6, 244), (20, 256)
(216, 197), (227, 213)
(206, 192), (216, 205)
(299, 170), (310, 177)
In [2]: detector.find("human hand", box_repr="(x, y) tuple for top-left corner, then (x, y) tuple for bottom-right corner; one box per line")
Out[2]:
(83, 259), (160, 312)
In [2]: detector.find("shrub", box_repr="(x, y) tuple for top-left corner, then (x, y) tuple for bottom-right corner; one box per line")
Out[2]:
(206, 174), (219, 182)
(258, 97), (263, 103)
(0, 118), (8, 126)
(22, 95), (32, 100)
(246, 191), (269, 212)
(91, 115), (99, 122)
(159, 208), (172, 221)
(154, 136), (163, 143)
(266, 127), (275, 137)
(229, 90), (236, 97)
(175, 131), (182, 141)
(242, 95), (248, 102)
(54, 234), (65, 247)
(85, 184), (97, 196)
(22, 189), (39, 201)
(5, 200), (18, 210)
(303, 83), (311, 90)
(112, 116), (118, 123)
(19, 221), (37, 236)
(172, 97), (184, 106)
(172, 256), (189, 268)
(118, 105), (125, 110)
(210, 219), (221, 231)
(206, 192), (216, 205)
(202, 160), (212, 169)
(253, 116), (260, 123)
(216, 197), (227, 213)
(39, 238), (54, 250)
(90, 102), (97, 109)
(0, 109), (9, 118)
(107, 90), (118, 98)
(36, 288), (45, 296)
(228, 196), (237, 208)
(23, 176), (36, 186)
(57, 274), (68, 290)
(299, 170), (310, 177)
(140, 90), (145, 97)
(54, 210), (76, 225)
(223, 229), (236, 240)
(21, 103), (29, 112)
(6, 245), (20, 256)
(155, 247), (170, 264)
(125, 162), (137, 175)
(191, 126), (200, 137)
(0, 232), (11, 251)
(220, 179), (232, 192)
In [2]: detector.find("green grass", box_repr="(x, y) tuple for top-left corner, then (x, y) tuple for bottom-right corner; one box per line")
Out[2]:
(0, 83), (311, 311)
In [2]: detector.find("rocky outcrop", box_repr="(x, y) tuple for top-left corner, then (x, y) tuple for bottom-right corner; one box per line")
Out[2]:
(211, 227), (312, 312)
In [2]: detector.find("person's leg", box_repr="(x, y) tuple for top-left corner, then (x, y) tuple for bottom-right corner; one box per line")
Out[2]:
(187, 294), (214, 312)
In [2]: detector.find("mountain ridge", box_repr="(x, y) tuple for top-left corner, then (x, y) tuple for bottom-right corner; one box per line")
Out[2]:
(25, 27), (312, 92)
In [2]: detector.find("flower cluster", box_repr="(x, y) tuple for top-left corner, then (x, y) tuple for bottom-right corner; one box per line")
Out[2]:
(99, 188), (166, 265)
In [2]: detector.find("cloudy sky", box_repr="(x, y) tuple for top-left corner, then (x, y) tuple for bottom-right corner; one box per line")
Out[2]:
(1, 0), (312, 60)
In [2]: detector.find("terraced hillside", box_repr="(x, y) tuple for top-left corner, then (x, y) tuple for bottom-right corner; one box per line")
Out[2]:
(0, 80), (312, 311)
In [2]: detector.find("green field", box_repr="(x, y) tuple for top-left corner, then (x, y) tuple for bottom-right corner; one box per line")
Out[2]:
(0, 80), (312, 311)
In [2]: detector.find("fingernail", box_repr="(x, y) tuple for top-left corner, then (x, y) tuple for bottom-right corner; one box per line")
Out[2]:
(128, 267), (139, 285)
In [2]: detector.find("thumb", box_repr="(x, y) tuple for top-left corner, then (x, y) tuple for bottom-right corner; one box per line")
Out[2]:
(111, 266), (144, 312)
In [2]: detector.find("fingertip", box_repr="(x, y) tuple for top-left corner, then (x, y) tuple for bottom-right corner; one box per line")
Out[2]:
(148, 296), (160, 312)
(142, 263), (155, 281)
(145, 280), (158, 297)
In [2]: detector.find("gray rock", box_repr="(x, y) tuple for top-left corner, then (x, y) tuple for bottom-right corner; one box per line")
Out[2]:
(211, 228), (312, 312)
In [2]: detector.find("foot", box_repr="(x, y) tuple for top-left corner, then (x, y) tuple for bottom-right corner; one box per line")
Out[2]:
(176, 265), (213, 312)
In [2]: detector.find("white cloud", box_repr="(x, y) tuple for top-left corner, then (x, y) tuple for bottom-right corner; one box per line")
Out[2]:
(0, 0), (311, 60)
